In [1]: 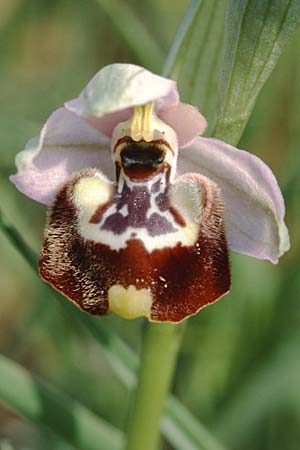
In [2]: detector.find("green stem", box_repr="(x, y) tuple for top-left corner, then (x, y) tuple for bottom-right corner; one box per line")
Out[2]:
(125, 322), (185, 450)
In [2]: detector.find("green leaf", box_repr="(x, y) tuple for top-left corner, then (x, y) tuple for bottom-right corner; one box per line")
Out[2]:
(213, 331), (300, 449)
(163, 0), (227, 135)
(0, 442), (16, 450)
(0, 208), (37, 270)
(0, 207), (226, 450)
(163, 397), (226, 450)
(94, 0), (164, 73)
(0, 354), (123, 450)
(215, 0), (300, 144)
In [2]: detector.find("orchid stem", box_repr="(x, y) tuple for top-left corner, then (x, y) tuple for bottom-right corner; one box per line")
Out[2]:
(125, 321), (185, 450)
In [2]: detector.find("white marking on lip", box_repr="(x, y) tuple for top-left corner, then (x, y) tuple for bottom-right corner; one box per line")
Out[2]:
(100, 203), (117, 223)
(119, 204), (129, 216)
(77, 220), (198, 253)
(75, 171), (200, 253)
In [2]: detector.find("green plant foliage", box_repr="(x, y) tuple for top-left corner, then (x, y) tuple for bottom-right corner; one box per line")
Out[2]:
(0, 354), (123, 450)
(214, 328), (300, 448)
(95, 0), (164, 72)
(0, 209), (37, 271)
(216, 0), (300, 144)
(164, 0), (227, 135)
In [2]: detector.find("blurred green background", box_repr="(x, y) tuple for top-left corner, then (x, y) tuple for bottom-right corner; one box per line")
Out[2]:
(0, 1), (299, 449)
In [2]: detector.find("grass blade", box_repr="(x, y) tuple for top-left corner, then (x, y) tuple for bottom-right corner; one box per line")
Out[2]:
(164, 0), (227, 135)
(216, 0), (300, 144)
(0, 354), (123, 450)
(94, 0), (164, 72)
(163, 397), (226, 450)
(0, 208), (37, 270)
(213, 331), (300, 448)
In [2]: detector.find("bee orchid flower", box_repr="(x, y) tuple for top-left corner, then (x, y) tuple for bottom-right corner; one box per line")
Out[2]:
(10, 64), (290, 323)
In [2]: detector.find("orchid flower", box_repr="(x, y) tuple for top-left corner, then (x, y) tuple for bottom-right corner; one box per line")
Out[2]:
(10, 64), (290, 323)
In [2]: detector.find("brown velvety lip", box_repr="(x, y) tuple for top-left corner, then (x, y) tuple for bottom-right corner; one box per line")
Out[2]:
(39, 169), (231, 323)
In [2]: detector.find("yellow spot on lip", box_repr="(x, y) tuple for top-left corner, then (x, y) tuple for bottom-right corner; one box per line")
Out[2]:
(74, 176), (112, 217)
(108, 284), (152, 319)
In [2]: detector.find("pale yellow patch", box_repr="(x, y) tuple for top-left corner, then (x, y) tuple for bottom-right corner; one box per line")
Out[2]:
(74, 176), (112, 218)
(131, 105), (143, 141)
(183, 222), (199, 243)
(131, 102), (155, 142)
(108, 284), (152, 319)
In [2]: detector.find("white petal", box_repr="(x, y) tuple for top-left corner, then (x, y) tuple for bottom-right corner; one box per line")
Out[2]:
(65, 63), (178, 118)
(178, 137), (290, 263)
(64, 63), (207, 147)
(10, 107), (112, 205)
